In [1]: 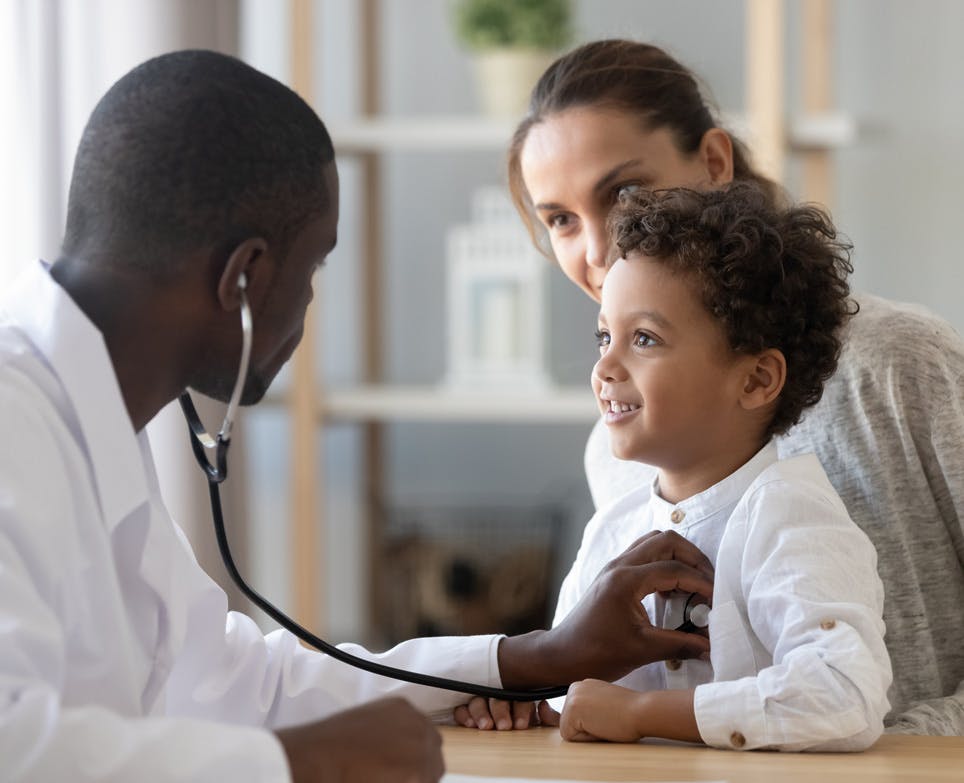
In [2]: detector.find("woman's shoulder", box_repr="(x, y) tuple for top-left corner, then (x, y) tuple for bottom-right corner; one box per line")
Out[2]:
(847, 293), (963, 372)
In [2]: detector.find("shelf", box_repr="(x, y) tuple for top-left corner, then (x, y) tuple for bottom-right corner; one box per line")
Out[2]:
(330, 112), (858, 155)
(266, 384), (599, 423)
(787, 111), (858, 149)
(329, 115), (517, 153)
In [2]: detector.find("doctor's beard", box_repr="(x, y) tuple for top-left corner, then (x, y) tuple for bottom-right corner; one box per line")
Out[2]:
(188, 351), (270, 407)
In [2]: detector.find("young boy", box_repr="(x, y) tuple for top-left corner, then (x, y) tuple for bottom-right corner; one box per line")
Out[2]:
(458, 183), (892, 751)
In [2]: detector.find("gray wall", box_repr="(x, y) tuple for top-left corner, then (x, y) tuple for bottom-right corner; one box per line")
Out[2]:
(833, 0), (964, 324)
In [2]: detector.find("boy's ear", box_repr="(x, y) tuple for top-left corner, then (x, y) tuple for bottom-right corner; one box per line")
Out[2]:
(738, 349), (786, 411)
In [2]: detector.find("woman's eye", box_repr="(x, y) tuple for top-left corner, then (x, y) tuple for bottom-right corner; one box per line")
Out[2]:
(594, 329), (611, 350)
(615, 183), (645, 203)
(548, 213), (571, 229)
(634, 331), (657, 348)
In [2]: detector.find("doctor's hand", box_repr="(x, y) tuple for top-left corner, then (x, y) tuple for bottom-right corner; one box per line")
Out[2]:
(453, 697), (559, 731)
(277, 696), (444, 783)
(498, 530), (714, 690)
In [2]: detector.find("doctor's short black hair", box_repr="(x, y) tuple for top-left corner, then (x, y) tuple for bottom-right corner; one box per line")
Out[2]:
(608, 183), (856, 439)
(62, 49), (335, 275)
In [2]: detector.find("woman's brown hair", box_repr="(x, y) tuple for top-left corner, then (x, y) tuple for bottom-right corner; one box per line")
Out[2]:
(507, 39), (781, 253)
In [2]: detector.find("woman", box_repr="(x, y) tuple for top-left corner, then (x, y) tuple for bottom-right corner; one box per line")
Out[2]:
(456, 39), (964, 736)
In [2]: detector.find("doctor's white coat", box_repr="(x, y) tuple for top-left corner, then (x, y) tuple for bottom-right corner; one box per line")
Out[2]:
(0, 262), (502, 782)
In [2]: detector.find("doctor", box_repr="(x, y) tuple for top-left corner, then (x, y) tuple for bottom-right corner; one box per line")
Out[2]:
(0, 50), (714, 783)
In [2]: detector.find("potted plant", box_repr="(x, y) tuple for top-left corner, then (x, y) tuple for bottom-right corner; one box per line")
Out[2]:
(453, 0), (573, 117)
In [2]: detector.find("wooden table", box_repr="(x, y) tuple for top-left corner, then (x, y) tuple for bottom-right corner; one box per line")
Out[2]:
(440, 726), (963, 782)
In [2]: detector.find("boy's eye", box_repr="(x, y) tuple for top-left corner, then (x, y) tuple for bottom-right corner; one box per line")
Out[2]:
(634, 332), (656, 348)
(594, 329), (611, 349)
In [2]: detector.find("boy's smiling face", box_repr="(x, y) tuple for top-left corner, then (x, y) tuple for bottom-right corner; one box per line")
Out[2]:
(592, 255), (754, 483)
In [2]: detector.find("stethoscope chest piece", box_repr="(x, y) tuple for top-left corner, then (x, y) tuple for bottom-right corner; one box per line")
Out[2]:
(674, 592), (711, 634)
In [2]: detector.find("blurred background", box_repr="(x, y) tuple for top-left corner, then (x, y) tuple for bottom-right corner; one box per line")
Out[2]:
(2, 0), (962, 649)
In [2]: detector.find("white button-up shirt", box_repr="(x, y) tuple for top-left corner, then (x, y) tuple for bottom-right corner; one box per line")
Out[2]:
(0, 262), (502, 782)
(552, 442), (892, 751)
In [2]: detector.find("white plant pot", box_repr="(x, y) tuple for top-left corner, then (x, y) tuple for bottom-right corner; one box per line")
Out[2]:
(471, 48), (555, 118)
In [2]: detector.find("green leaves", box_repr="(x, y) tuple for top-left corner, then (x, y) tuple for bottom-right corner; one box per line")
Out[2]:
(453, 0), (572, 51)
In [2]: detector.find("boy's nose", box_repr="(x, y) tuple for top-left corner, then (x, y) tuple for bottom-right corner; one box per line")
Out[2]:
(593, 352), (626, 384)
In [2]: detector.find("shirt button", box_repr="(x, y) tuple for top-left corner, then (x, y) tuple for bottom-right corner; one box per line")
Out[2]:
(820, 618), (837, 630)
(670, 509), (685, 524)
(730, 731), (747, 748)
(665, 658), (682, 671)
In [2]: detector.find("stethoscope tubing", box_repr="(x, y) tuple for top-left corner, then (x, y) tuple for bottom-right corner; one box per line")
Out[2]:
(199, 453), (569, 701)
(178, 282), (568, 702)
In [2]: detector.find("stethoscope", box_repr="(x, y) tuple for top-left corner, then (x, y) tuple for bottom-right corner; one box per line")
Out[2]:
(178, 274), (569, 701)
(178, 275), (710, 702)
(676, 592), (712, 634)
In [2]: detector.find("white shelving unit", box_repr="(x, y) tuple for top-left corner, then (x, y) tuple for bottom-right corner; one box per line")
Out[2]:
(332, 112), (856, 156)
(281, 0), (848, 636)
(329, 116), (517, 153)
(267, 384), (598, 424)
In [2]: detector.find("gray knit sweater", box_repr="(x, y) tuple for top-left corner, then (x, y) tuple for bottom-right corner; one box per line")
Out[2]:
(583, 294), (964, 735)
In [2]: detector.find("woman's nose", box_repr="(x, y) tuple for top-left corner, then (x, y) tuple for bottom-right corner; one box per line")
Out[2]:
(584, 222), (615, 269)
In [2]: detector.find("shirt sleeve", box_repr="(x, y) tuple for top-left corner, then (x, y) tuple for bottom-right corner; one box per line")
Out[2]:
(158, 507), (503, 727)
(0, 473), (290, 782)
(693, 473), (892, 752)
(887, 357), (964, 735)
(778, 298), (964, 732)
(886, 681), (964, 735)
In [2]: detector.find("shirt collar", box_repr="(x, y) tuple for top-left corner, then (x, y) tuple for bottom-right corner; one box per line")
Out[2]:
(3, 260), (149, 529)
(650, 441), (780, 530)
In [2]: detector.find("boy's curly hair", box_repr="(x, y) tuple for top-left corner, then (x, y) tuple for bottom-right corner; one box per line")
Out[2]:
(608, 183), (856, 438)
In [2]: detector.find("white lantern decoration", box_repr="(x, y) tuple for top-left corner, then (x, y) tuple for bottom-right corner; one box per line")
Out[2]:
(444, 187), (550, 390)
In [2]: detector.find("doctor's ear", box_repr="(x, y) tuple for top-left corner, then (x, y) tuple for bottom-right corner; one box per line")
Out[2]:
(217, 237), (268, 310)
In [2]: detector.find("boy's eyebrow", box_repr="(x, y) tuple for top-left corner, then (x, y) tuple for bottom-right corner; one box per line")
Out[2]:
(622, 308), (673, 330)
(533, 159), (645, 212)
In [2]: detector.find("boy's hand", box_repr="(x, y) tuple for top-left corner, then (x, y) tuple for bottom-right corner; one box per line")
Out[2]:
(560, 679), (648, 742)
(561, 681), (700, 744)
(453, 698), (560, 731)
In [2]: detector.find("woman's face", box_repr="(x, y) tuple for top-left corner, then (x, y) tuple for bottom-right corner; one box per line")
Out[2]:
(520, 106), (732, 302)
